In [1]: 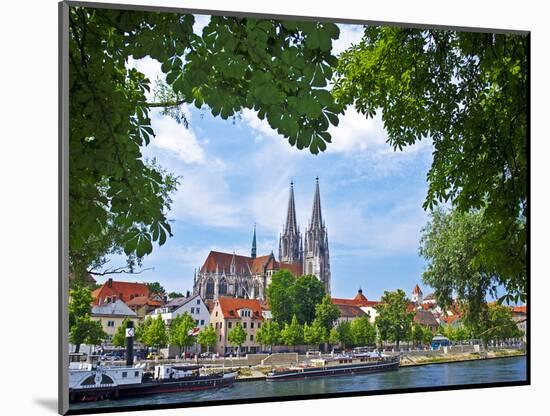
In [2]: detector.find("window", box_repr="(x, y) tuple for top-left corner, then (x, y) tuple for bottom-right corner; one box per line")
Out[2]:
(195, 320), (199, 325)
(258, 322), (261, 328)
(219, 335), (221, 341)
(243, 322), (247, 329)
(215, 311), (218, 317)
(200, 320), (205, 326)
(228, 322), (232, 329)
(197, 307), (200, 314)
(134, 371), (139, 377)
(197, 299), (200, 305)
(191, 307), (195, 314)
(250, 335), (254, 341)
(251, 322), (254, 329)
(122, 372), (127, 378)
(107, 321), (114, 327)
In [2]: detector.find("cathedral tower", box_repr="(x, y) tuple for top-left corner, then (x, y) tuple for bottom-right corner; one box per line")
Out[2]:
(279, 181), (303, 265)
(251, 223), (257, 259)
(303, 177), (331, 294)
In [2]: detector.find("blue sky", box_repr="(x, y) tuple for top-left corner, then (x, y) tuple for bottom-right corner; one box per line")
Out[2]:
(101, 20), (436, 301)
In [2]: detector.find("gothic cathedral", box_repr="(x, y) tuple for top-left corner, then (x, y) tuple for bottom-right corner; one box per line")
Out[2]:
(193, 178), (331, 301)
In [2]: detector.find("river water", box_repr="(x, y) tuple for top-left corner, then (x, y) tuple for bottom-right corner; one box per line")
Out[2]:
(70, 356), (526, 412)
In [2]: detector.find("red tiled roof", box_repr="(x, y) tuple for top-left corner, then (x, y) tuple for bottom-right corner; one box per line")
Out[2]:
(216, 297), (264, 320)
(92, 280), (149, 305)
(331, 290), (379, 308)
(335, 304), (367, 318)
(512, 305), (527, 314)
(414, 310), (439, 327)
(200, 251), (302, 277)
(126, 296), (163, 307)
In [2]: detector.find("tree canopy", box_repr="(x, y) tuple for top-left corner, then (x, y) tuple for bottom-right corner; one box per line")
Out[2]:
(375, 289), (414, 347)
(334, 28), (528, 303)
(68, 286), (107, 352)
(197, 324), (217, 352)
(169, 313), (196, 350)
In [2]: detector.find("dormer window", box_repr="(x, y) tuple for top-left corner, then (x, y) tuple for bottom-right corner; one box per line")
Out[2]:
(239, 309), (251, 318)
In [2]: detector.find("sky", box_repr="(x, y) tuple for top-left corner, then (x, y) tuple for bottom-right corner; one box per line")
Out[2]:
(101, 18), (436, 301)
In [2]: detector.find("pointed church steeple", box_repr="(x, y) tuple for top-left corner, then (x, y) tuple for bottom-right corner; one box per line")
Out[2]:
(285, 181), (298, 234)
(251, 223), (257, 259)
(304, 177), (331, 294)
(279, 181), (303, 265)
(311, 176), (323, 227)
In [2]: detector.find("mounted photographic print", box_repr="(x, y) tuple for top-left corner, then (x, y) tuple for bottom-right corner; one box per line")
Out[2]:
(59, 1), (529, 414)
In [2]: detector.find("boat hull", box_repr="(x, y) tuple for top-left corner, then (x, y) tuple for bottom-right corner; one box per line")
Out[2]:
(69, 373), (236, 403)
(266, 359), (399, 381)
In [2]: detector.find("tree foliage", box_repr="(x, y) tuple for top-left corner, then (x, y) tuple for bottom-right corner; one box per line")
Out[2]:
(68, 7), (343, 280)
(112, 317), (131, 348)
(147, 282), (165, 295)
(334, 28), (527, 304)
(375, 289), (414, 347)
(227, 323), (247, 354)
(420, 208), (525, 325)
(280, 315), (304, 347)
(350, 316), (376, 346)
(256, 320), (281, 349)
(68, 286), (107, 352)
(303, 319), (327, 346)
(475, 303), (523, 343)
(169, 313), (196, 350)
(290, 275), (326, 324)
(266, 270), (296, 324)
(314, 295), (340, 331)
(142, 315), (168, 349)
(197, 324), (217, 352)
(334, 320), (354, 348)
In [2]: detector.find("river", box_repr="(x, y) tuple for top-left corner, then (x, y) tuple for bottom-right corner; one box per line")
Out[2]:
(70, 356), (527, 412)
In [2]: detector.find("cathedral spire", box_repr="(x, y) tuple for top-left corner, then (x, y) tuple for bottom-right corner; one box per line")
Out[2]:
(251, 223), (257, 259)
(310, 177), (323, 228)
(285, 181), (298, 234)
(279, 181), (302, 265)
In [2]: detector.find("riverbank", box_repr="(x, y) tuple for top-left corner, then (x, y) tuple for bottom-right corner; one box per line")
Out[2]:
(400, 348), (525, 367)
(223, 348), (526, 381)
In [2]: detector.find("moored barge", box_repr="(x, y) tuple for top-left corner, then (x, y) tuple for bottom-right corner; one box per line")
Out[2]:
(69, 361), (236, 403)
(266, 353), (400, 381)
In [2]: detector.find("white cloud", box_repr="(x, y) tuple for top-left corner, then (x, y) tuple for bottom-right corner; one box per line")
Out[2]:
(328, 107), (388, 154)
(150, 110), (205, 164)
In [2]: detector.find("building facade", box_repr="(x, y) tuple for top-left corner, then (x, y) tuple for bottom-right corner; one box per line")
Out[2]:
(209, 297), (264, 355)
(147, 294), (210, 329)
(91, 299), (139, 340)
(193, 179), (331, 301)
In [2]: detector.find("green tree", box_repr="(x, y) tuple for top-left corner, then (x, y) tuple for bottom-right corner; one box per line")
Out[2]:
(266, 270), (296, 324)
(303, 319), (327, 347)
(351, 316), (376, 346)
(167, 291), (184, 299)
(256, 320), (281, 351)
(169, 313), (196, 353)
(476, 303), (522, 344)
(68, 8), (342, 280)
(280, 315), (304, 349)
(329, 327), (340, 346)
(227, 323), (247, 356)
(112, 317), (131, 348)
(411, 324), (424, 347)
(419, 208), (524, 327)
(291, 275), (326, 324)
(197, 324), (217, 353)
(334, 29), (527, 304)
(315, 295), (340, 332)
(147, 282), (165, 295)
(68, 286), (107, 352)
(136, 316), (153, 343)
(143, 315), (168, 351)
(335, 321), (354, 349)
(375, 289), (415, 348)
(422, 326), (434, 346)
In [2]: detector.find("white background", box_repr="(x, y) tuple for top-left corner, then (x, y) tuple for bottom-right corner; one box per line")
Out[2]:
(0, 0), (547, 414)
